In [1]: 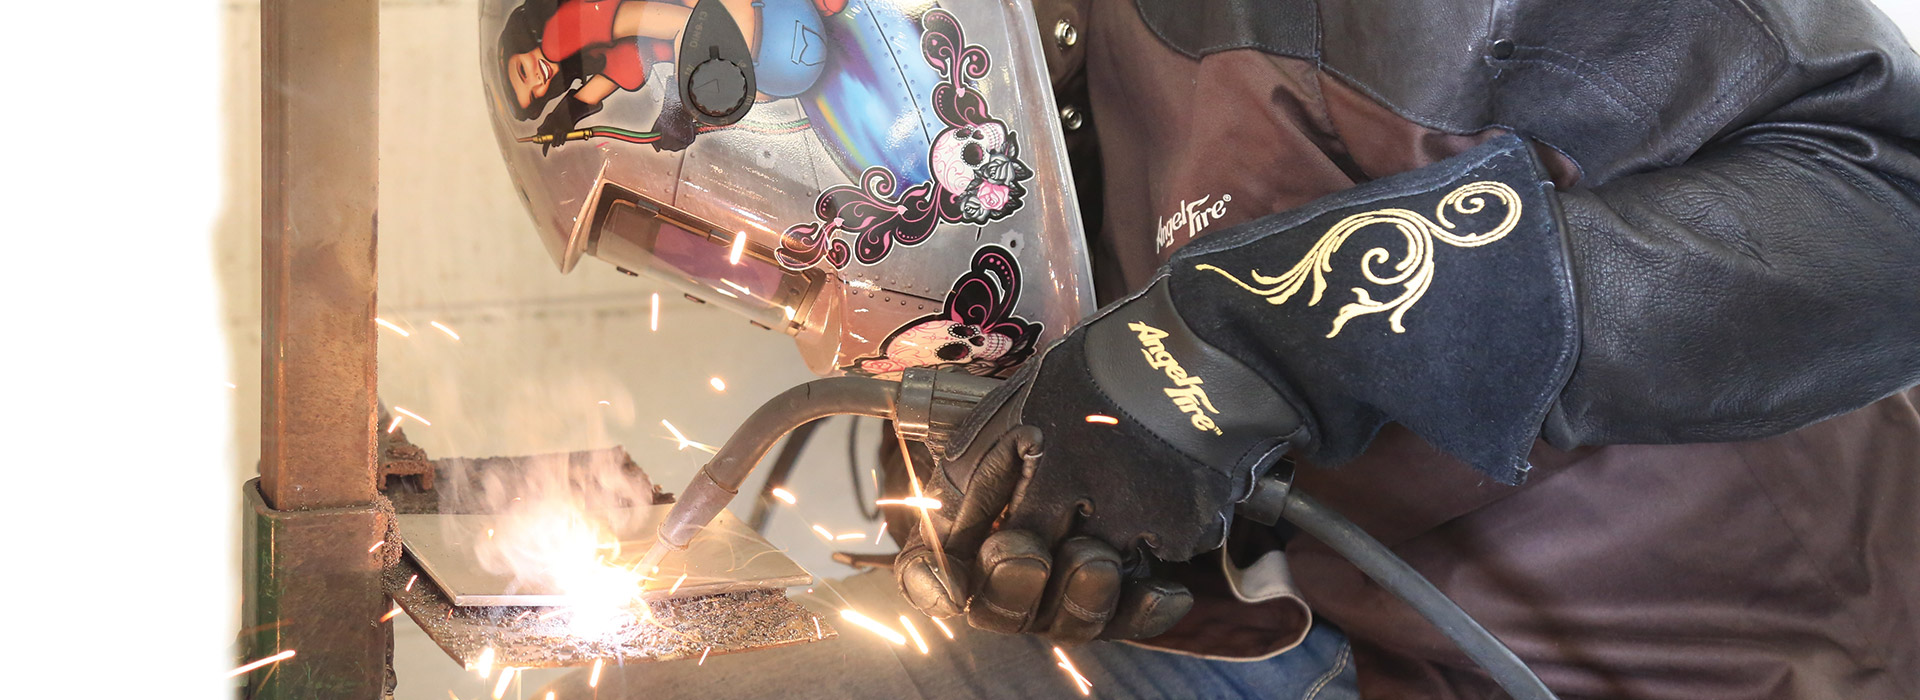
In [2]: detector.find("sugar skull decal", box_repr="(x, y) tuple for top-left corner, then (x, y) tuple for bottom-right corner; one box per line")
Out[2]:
(778, 8), (1035, 271)
(846, 245), (1040, 378)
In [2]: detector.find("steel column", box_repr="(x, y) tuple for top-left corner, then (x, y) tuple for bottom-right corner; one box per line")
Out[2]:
(246, 0), (387, 696)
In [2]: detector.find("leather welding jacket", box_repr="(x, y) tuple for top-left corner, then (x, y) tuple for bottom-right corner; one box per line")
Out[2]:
(1027, 0), (1920, 697)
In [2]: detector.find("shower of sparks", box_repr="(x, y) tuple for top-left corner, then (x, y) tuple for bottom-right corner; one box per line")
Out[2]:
(810, 524), (834, 541)
(430, 321), (461, 340)
(1055, 647), (1093, 695)
(368, 540), (385, 553)
(405, 574), (418, 591)
(699, 646), (713, 665)
(386, 415), (404, 434)
(660, 419), (718, 453)
(651, 292), (660, 331)
(875, 497), (943, 510)
(380, 605), (403, 623)
(770, 487), (797, 505)
(709, 376), (727, 392)
(590, 658), (605, 688)
(875, 521), (889, 544)
(841, 610), (907, 646)
(834, 532), (865, 541)
(730, 231), (748, 264)
(669, 573), (688, 595)
(1084, 414), (1119, 425)
(392, 406), (432, 426)
(899, 615), (931, 655)
(930, 617), (955, 639)
(226, 650), (296, 678)
(375, 318), (410, 337)
(491, 667), (515, 699)
(474, 647), (495, 678)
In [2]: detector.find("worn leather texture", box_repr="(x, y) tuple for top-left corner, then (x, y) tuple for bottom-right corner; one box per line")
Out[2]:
(1171, 134), (1574, 483)
(1128, 0), (1920, 452)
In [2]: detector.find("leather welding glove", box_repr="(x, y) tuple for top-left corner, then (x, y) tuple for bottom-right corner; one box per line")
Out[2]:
(536, 88), (602, 154)
(897, 133), (1577, 641)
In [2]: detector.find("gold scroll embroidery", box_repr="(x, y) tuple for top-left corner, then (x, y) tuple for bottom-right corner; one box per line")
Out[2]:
(1194, 181), (1521, 338)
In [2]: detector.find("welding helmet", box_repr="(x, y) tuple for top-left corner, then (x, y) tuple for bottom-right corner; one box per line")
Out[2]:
(481, 0), (1094, 378)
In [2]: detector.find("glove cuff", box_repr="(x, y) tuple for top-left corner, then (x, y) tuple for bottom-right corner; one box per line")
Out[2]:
(1168, 133), (1577, 484)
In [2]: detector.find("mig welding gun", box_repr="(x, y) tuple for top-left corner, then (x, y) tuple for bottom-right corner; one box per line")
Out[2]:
(642, 136), (1570, 700)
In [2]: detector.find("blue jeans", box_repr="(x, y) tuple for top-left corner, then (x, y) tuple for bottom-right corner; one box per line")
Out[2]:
(534, 570), (1358, 699)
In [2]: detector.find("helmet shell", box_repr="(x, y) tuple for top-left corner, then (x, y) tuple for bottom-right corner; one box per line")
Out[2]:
(482, 0), (1094, 377)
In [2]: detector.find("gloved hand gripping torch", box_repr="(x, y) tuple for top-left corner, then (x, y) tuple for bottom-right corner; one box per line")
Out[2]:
(638, 368), (1556, 700)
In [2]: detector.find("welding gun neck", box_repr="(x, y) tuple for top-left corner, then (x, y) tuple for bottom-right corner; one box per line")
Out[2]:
(656, 376), (903, 550)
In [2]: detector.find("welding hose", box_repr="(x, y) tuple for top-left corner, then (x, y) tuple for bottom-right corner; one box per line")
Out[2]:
(1259, 485), (1559, 700)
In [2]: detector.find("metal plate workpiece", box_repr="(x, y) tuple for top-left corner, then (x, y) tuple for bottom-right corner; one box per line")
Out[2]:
(399, 507), (809, 607)
(383, 557), (836, 668)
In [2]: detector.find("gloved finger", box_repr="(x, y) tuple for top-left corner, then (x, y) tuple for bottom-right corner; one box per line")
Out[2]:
(1100, 577), (1195, 640)
(895, 527), (969, 619)
(1038, 537), (1122, 646)
(967, 528), (1051, 635)
(944, 425), (1043, 558)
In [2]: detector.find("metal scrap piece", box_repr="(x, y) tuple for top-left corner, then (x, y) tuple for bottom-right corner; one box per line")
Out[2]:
(384, 557), (836, 668)
(398, 507), (810, 606)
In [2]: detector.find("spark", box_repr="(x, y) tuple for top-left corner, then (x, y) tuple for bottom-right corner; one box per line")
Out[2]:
(492, 667), (515, 699)
(669, 573), (688, 595)
(487, 528), (494, 538)
(381, 605), (403, 623)
(713, 287), (739, 299)
(840, 609), (907, 646)
(386, 415), (404, 434)
(430, 321), (461, 340)
(894, 424), (956, 600)
(1055, 647), (1092, 695)
(368, 540), (385, 553)
(721, 278), (751, 295)
(709, 376), (727, 392)
(449, 692), (461, 700)
(730, 230), (747, 264)
(375, 318), (410, 337)
(813, 616), (822, 639)
(598, 400), (611, 406)
(875, 521), (889, 544)
(784, 305), (796, 320)
(1084, 414), (1119, 425)
(590, 659), (604, 688)
(770, 487), (797, 505)
(875, 497), (944, 510)
(225, 382), (237, 389)
(405, 574), (417, 591)
(930, 617), (955, 639)
(391, 406), (432, 426)
(810, 524), (834, 541)
(835, 532), (866, 541)
(474, 647), (495, 678)
(660, 419), (718, 453)
(899, 615), (931, 655)
(226, 649), (296, 678)
(651, 292), (660, 331)
(699, 646), (712, 665)
(547, 693), (556, 700)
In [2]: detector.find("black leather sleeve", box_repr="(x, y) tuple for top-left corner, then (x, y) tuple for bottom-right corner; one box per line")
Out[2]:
(1541, 5), (1920, 447)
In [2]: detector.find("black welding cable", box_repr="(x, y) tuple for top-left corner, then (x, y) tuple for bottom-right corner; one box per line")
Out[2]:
(1279, 490), (1559, 700)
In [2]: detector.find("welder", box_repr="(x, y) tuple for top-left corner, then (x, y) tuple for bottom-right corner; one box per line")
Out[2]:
(491, 0), (1920, 696)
